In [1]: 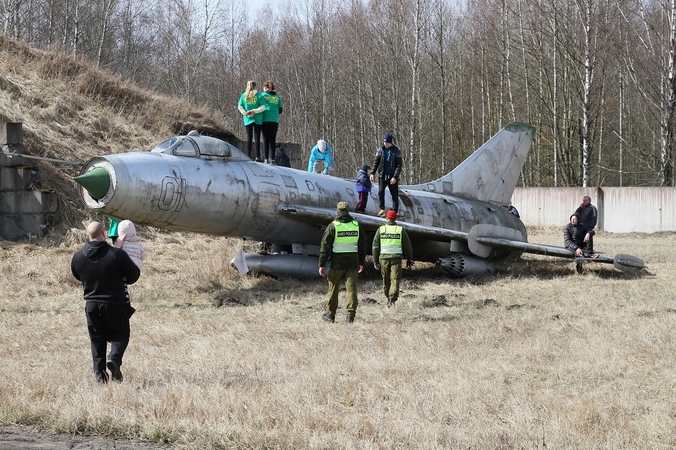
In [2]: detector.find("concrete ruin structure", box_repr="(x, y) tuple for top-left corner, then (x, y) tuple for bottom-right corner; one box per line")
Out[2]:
(0, 123), (57, 240)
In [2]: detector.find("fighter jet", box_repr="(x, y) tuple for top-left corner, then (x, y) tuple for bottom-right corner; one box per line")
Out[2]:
(74, 123), (644, 278)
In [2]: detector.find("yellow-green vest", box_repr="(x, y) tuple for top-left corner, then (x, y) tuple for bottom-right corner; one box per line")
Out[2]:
(379, 224), (403, 254)
(333, 220), (360, 253)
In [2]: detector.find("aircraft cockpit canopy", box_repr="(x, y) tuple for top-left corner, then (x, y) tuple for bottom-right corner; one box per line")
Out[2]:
(151, 133), (234, 158)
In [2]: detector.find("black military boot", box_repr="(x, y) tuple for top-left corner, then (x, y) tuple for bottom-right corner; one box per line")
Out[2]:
(322, 313), (335, 323)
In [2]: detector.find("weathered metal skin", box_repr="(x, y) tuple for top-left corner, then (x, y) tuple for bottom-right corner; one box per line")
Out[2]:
(75, 124), (643, 277)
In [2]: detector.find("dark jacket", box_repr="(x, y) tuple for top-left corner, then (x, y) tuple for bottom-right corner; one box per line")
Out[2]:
(356, 167), (372, 192)
(274, 146), (291, 167)
(371, 145), (403, 179)
(564, 222), (595, 252)
(71, 240), (141, 302)
(318, 214), (367, 270)
(575, 203), (598, 229)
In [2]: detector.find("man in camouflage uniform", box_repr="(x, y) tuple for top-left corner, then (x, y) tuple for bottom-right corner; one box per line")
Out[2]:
(318, 201), (367, 323)
(372, 210), (413, 307)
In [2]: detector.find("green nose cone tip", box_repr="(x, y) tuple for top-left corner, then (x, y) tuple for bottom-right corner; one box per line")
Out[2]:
(74, 167), (111, 200)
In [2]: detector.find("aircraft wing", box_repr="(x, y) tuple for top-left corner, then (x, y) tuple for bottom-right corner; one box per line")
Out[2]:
(279, 205), (469, 242)
(473, 236), (645, 272)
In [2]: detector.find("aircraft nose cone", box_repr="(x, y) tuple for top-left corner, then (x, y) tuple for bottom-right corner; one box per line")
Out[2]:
(74, 167), (110, 200)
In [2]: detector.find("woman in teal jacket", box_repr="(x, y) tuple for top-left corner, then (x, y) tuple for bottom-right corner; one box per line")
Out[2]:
(260, 80), (283, 163)
(237, 80), (265, 161)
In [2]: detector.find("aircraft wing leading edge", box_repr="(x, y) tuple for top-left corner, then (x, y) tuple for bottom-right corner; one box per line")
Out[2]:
(279, 205), (470, 243)
(473, 236), (645, 272)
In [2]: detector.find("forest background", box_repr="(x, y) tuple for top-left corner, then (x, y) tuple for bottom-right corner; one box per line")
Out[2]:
(1, 0), (676, 188)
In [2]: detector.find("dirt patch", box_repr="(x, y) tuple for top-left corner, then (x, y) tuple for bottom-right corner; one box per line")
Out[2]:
(0, 425), (165, 450)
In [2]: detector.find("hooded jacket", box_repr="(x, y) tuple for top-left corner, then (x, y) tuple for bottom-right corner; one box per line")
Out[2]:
(71, 241), (141, 302)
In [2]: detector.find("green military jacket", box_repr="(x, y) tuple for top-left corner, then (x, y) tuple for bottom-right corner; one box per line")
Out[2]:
(318, 214), (367, 270)
(372, 219), (413, 264)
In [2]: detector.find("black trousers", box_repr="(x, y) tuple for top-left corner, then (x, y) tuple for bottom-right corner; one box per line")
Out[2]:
(262, 121), (279, 161)
(245, 123), (263, 159)
(378, 175), (399, 213)
(85, 301), (130, 375)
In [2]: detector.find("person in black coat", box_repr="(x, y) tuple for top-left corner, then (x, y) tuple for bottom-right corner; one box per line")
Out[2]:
(71, 221), (141, 384)
(564, 213), (595, 273)
(370, 133), (403, 216)
(574, 195), (598, 252)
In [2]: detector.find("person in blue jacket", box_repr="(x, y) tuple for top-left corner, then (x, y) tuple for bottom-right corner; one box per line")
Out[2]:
(355, 164), (372, 212)
(308, 139), (336, 174)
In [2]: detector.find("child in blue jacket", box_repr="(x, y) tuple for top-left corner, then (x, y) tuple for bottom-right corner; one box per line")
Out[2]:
(355, 164), (372, 212)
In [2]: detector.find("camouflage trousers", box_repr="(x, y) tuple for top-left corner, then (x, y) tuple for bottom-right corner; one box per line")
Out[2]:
(380, 258), (402, 301)
(326, 268), (358, 318)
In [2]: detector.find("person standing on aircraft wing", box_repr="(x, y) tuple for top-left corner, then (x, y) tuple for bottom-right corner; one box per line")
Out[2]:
(318, 201), (367, 323)
(355, 164), (372, 212)
(564, 213), (595, 273)
(370, 133), (403, 217)
(308, 139), (335, 174)
(237, 80), (266, 161)
(575, 195), (598, 253)
(372, 210), (413, 307)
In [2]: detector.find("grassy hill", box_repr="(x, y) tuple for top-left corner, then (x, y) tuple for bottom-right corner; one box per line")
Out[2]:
(0, 33), (238, 235)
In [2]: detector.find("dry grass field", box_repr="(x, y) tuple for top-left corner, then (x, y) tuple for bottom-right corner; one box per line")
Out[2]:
(0, 226), (675, 449)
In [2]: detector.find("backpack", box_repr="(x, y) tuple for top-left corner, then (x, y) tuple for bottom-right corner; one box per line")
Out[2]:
(275, 146), (291, 167)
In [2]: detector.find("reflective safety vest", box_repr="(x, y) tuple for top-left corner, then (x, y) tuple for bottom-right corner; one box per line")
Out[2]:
(379, 224), (403, 254)
(333, 220), (360, 253)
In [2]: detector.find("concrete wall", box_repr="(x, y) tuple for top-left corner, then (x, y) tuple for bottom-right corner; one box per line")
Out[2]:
(0, 123), (58, 240)
(512, 187), (676, 233)
(234, 141), (302, 169)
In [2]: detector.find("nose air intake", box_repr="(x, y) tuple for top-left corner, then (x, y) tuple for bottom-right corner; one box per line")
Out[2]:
(74, 167), (110, 200)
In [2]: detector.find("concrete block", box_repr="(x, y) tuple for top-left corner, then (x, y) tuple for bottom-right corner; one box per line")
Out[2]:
(0, 215), (25, 239)
(0, 153), (28, 166)
(0, 166), (43, 191)
(0, 190), (57, 214)
(0, 213), (53, 239)
(18, 213), (53, 237)
(0, 123), (23, 146)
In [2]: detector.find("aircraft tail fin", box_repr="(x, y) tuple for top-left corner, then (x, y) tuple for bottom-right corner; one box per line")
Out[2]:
(438, 123), (535, 203)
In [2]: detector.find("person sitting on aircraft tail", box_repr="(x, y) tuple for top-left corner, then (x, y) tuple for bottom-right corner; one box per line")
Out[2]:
(274, 146), (291, 167)
(308, 139), (336, 174)
(355, 164), (372, 212)
(507, 203), (520, 218)
(370, 133), (403, 217)
(372, 210), (413, 307)
(318, 201), (367, 324)
(564, 213), (594, 273)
